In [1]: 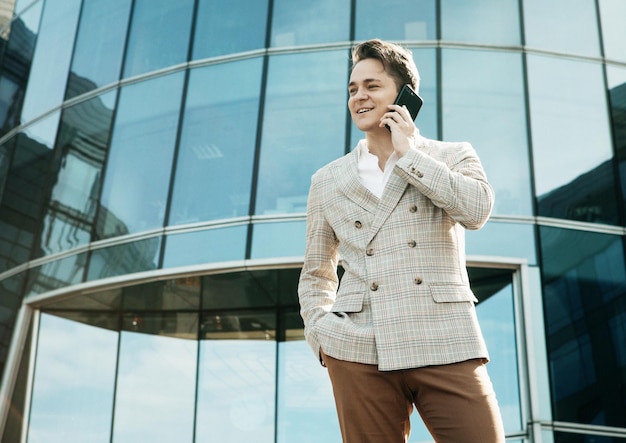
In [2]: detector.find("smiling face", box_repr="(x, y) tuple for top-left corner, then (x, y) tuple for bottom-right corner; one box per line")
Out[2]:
(348, 58), (399, 133)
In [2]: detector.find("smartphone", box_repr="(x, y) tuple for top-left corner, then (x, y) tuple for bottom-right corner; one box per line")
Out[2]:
(393, 84), (423, 121)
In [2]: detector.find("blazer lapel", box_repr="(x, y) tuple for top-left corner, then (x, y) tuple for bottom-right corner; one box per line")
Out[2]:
(330, 149), (379, 214)
(367, 171), (408, 242)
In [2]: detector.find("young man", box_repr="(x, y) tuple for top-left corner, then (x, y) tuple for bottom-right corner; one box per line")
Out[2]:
(298, 39), (505, 443)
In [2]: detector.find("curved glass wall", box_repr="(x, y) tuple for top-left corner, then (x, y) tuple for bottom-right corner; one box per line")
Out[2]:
(0, 0), (624, 442)
(24, 266), (520, 443)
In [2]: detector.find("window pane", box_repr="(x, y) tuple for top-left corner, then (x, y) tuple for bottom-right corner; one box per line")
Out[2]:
(271, 0), (350, 47)
(28, 314), (117, 443)
(202, 271), (276, 310)
(0, 1), (43, 135)
(599, 0), (626, 63)
(192, 0), (269, 59)
(0, 270), (26, 366)
(441, 0), (520, 45)
(475, 278), (522, 433)
(196, 335), (276, 441)
(442, 49), (532, 216)
(98, 72), (184, 238)
(162, 225), (248, 268)
(607, 66), (626, 225)
(86, 237), (161, 281)
(0, 112), (59, 273)
(466, 222), (537, 265)
(26, 252), (87, 295)
(527, 56), (616, 223)
(250, 221), (306, 259)
(36, 91), (116, 257)
(66, 0), (132, 99)
(277, 340), (340, 442)
(523, 0), (600, 57)
(20, 0), (81, 123)
(121, 279), (200, 312)
(540, 227), (626, 427)
(169, 59), (263, 225)
(122, 0), (194, 78)
(255, 50), (347, 215)
(355, 0), (436, 41)
(112, 331), (197, 443)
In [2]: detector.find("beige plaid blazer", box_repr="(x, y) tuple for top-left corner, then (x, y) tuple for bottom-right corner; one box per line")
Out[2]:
(298, 136), (494, 371)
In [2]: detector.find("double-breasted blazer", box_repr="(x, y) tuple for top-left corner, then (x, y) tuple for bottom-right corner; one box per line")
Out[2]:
(298, 134), (495, 371)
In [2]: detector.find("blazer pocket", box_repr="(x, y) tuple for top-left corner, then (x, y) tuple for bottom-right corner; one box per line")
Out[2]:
(331, 291), (365, 313)
(429, 284), (479, 304)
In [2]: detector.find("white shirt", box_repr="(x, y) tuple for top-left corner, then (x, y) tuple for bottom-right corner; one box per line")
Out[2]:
(356, 139), (399, 199)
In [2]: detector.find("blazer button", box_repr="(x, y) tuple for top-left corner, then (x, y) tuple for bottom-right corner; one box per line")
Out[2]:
(370, 282), (379, 291)
(366, 248), (374, 256)
(354, 220), (362, 228)
(414, 277), (423, 285)
(416, 171), (424, 178)
(408, 240), (417, 248)
(409, 205), (417, 213)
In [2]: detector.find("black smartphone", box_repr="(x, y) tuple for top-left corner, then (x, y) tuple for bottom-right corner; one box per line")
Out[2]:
(393, 84), (423, 121)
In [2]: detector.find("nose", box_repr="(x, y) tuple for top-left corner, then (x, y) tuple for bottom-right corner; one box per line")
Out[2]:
(353, 87), (367, 100)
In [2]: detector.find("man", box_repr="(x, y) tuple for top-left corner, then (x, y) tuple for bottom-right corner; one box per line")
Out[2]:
(298, 39), (505, 443)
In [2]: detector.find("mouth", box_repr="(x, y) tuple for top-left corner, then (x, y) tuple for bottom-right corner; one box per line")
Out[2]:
(357, 108), (372, 114)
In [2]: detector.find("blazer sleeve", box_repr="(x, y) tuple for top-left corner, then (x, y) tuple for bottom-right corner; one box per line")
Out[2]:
(297, 171), (339, 359)
(394, 141), (494, 230)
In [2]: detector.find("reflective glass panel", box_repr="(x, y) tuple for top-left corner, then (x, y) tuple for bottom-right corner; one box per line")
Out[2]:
(36, 91), (116, 257)
(540, 227), (626, 427)
(466, 222), (536, 265)
(112, 330), (197, 442)
(0, 1), (43, 134)
(122, 0), (194, 78)
(25, 252), (87, 295)
(121, 278), (200, 312)
(442, 49), (531, 216)
(523, 0), (600, 57)
(528, 56), (616, 224)
(277, 339), (340, 442)
(255, 50), (347, 215)
(553, 432), (626, 443)
(162, 225), (248, 268)
(196, 325), (276, 441)
(250, 220), (306, 259)
(202, 271), (276, 310)
(270, 0), (350, 47)
(355, 0), (436, 41)
(474, 274), (522, 432)
(65, 0), (132, 99)
(97, 72), (184, 239)
(169, 59), (263, 226)
(0, 270), (26, 367)
(0, 141), (11, 202)
(27, 313), (117, 443)
(192, 0), (269, 59)
(0, 112), (58, 273)
(599, 0), (626, 63)
(441, 0), (520, 45)
(86, 237), (161, 281)
(20, 0), (81, 123)
(607, 66), (626, 225)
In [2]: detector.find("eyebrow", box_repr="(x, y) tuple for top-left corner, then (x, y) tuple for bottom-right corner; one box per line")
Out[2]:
(348, 78), (381, 88)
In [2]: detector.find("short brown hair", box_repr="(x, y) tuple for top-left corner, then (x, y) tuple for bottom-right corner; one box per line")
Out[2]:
(351, 39), (420, 92)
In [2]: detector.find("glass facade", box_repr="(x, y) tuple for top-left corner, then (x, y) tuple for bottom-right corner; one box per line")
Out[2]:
(0, 0), (624, 442)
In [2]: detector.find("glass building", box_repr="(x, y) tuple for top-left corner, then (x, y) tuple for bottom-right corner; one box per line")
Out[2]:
(0, 0), (624, 441)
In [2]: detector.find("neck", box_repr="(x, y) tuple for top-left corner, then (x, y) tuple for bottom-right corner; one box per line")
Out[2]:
(365, 131), (394, 156)
(365, 131), (394, 171)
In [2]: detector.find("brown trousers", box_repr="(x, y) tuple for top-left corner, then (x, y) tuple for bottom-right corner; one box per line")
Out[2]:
(322, 351), (505, 443)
